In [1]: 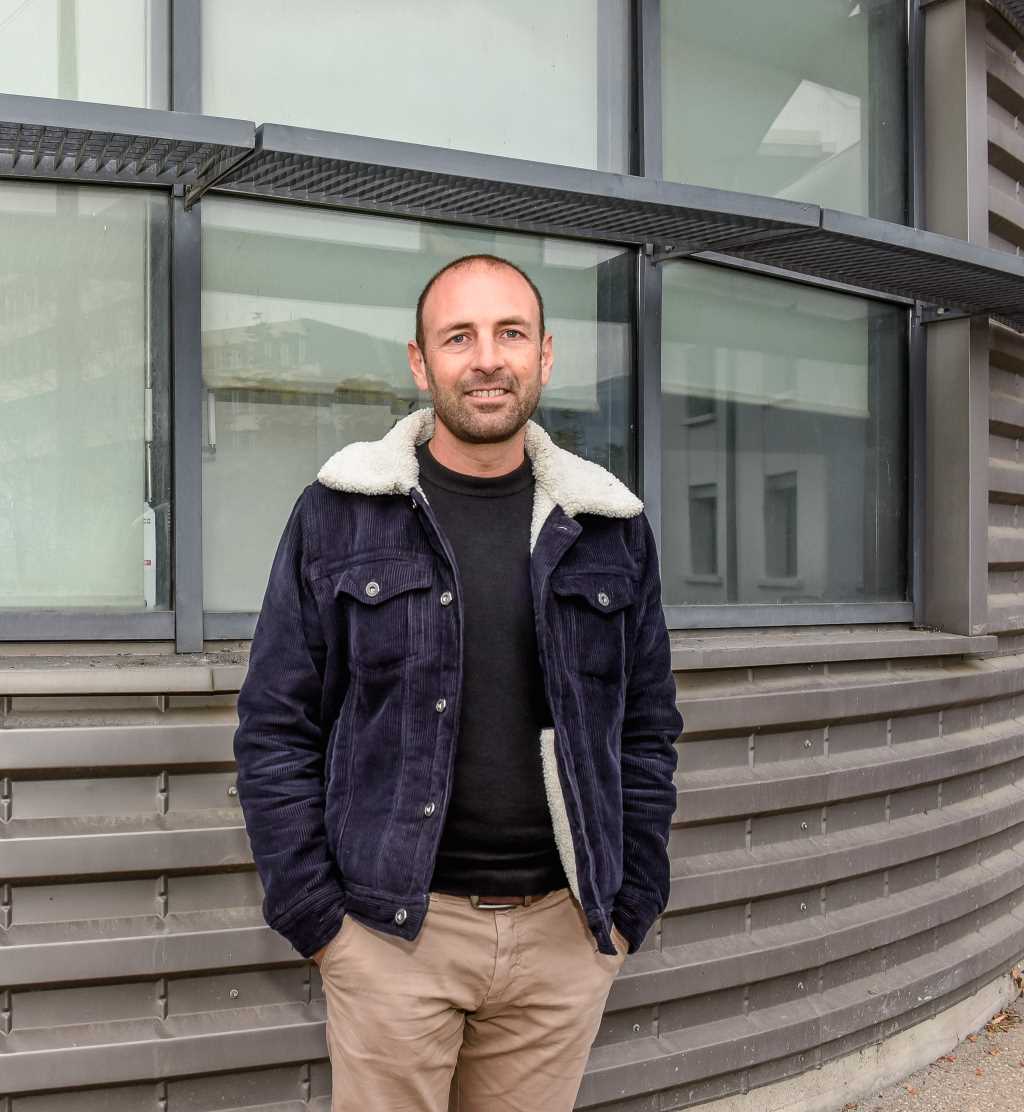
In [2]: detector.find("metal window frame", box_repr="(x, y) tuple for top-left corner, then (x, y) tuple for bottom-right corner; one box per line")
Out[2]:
(0, 0), (960, 642)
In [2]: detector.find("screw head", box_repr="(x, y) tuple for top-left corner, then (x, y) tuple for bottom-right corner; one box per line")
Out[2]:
(229, 988), (239, 999)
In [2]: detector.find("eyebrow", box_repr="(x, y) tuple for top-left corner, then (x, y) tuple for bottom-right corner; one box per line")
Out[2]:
(437, 316), (534, 336)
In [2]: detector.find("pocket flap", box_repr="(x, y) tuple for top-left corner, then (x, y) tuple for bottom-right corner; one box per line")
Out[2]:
(333, 555), (433, 606)
(550, 571), (638, 614)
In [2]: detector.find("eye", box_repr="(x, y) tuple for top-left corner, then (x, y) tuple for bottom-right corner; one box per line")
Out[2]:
(501, 328), (525, 340)
(447, 333), (469, 345)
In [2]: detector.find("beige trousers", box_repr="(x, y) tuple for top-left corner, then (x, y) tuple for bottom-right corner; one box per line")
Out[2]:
(319, 887), (627, 1111)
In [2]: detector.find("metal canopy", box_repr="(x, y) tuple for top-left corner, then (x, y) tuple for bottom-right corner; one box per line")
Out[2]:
(187, 123), (1024, 327)
(724, 209), (1024, 324)
(990, 0), (1024, 38)
(5, 98), (1024, 328)
(0, 93), (254, 187)
(187, 122), (822, 254)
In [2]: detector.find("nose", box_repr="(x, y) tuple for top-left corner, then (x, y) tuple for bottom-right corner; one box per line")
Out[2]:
(472, 334), (503, 374)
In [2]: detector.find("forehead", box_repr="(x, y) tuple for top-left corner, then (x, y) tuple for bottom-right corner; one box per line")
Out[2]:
(422, 263), (540, 330)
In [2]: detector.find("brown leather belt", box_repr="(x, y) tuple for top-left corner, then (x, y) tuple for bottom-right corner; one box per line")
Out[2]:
(468, 893), (549, 909)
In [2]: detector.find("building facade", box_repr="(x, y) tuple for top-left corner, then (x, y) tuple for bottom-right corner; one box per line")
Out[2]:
(2, 0), (1024, 1108)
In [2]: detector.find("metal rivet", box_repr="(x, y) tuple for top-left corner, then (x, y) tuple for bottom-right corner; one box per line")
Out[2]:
(800, 902), (808, 912)
(803, 739), (813, 749)
(632, 1023), (641, 1033)
(227, 785), (238, 797)
(229, 988), (239, 999)
(424, 801), (436, 817)
(364, 580), (380, 598)
(797, 981), (805, 991)
(800, 822), (809, 831)
(440, 591), (453, 606)
(435, 698), (447, 713)
(394, 908), (408, 925)
(597, 591), (611, 607)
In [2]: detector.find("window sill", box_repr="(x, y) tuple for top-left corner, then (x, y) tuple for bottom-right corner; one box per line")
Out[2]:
(669, 626), (999, 671)
(0, 643), (249, 695)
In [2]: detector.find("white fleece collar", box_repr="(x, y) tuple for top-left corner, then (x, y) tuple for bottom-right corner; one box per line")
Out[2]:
(317, 407), (643, 551)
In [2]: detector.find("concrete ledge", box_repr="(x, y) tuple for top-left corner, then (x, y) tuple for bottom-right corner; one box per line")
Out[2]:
(681, 971), (1020, 1112)
(670, 627), (999, 671)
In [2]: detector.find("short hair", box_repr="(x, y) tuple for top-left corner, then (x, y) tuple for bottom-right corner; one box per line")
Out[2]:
(415, 254), (546, 352)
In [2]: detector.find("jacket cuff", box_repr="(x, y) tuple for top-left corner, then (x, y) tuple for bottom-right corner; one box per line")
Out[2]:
(274, 892), (347, 959)
(611, 900), (655, 955)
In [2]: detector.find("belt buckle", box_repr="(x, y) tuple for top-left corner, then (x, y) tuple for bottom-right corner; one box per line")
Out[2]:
(469, 895), (518, 910)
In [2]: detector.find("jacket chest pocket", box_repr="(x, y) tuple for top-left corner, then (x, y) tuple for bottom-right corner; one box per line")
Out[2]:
(331, 555), (433, 671)
(549, 571), (638, 680)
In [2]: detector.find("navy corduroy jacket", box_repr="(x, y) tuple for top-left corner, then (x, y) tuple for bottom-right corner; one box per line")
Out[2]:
(233, 408), (684, 959)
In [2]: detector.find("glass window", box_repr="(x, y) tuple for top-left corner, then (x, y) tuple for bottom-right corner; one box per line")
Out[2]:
(201, 198), (633, 612)
(0, 182), (171, 609)
(661, 261), (907, 608)
(661, 0), (906, 221)
(201, 0), (630, 172)
(0, 0), (168, 108)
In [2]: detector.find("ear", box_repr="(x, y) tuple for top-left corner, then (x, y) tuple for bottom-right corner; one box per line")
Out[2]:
(540, 332), (554, 387)
(408, 340), (429, 392)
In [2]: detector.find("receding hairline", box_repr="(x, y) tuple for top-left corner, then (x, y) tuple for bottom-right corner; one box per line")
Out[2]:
(415, 254), (545, 350)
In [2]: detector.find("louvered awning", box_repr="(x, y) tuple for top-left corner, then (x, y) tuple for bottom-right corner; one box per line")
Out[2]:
(0, 93), (253, 188)
(4, 95), (1024, 329)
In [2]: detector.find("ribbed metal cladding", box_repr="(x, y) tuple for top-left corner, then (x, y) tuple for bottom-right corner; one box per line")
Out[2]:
(987, 9), (1024, 632)
(3, 641), (1023, 1109)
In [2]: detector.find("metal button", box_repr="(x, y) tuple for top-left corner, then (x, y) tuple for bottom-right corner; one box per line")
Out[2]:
(597, 591), (611, 607)
(423, 801), (436, 817)
(435, 698), (447, 713)
(364, 580), (380, 598)
(440, 590), (453, 606)
(394, 908), (408, 925)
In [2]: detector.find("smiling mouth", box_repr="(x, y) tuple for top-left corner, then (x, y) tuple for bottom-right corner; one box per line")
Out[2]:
(465, 388), (511, 398)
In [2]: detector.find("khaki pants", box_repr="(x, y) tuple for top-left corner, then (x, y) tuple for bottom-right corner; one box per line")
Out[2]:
(319, 887), (627, 1111)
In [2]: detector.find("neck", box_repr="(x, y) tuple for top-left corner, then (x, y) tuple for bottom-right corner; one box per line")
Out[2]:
(426, 420), (527, 478)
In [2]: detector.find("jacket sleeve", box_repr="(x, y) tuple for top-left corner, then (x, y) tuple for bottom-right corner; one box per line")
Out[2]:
(232, 487), (346, 958)
(612, 512), (684, 953)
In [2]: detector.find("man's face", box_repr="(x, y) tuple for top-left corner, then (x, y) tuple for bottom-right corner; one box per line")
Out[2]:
(407, 262), (553, 445)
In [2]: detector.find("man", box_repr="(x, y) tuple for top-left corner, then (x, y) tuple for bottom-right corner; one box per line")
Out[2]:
(233, 254), (684, 1111)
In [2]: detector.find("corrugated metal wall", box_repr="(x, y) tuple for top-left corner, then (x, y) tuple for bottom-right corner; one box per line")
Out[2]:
(3, 626), (1023, 1109)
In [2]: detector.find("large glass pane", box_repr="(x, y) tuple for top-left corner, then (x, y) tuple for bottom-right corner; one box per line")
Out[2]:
(0, 182), (171, 608)
(661, 262), (907, 609)
(202, 198), (633, 612)
(661, 0), (906, 221)
(202, 0), (629, 172)
(0, 0), (167, 108)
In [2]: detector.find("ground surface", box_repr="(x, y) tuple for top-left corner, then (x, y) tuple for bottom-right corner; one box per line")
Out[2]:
(848, 993), (1024, 1112)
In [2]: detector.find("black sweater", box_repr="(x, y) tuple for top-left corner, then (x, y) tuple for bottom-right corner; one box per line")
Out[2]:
(417, 440), (567, 896)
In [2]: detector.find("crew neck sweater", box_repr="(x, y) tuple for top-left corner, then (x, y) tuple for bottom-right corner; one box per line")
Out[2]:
(415, 440), (567, 896)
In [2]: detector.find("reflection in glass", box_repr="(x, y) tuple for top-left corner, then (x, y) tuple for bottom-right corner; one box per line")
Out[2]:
(661, 262), (907, 608)
(202, 0), (629, 172)
(0, 182), (170, 608)
(201, 199), (633, 611)
(661, 0), (906, 221)
(0, 0), (167, 108)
